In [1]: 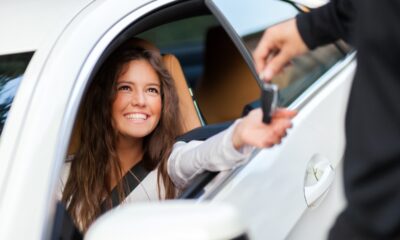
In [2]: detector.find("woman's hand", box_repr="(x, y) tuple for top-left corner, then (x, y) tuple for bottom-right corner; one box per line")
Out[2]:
(232, 108), (297, 150)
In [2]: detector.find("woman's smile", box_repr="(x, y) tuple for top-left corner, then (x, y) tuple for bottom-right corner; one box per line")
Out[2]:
(125, 112), (149, 121)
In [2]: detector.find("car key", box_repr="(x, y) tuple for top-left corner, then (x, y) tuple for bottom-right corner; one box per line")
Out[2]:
(261, 83), (278, 124)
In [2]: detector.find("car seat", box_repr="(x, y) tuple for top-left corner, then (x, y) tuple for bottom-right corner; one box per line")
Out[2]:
(194, 26), (260, 124)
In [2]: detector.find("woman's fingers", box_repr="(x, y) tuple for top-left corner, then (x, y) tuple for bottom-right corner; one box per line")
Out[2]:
(270, 118), (292, 139)
(250, 118), (290, 148)
(232, 107), (296, 149)
(272, 108), (297, 119)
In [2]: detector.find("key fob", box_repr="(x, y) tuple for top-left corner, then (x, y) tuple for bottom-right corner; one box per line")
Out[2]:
(261, 83), (278, 124)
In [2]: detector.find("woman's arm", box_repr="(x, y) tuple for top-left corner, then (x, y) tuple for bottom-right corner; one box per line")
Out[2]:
(168, 108), (296, 189)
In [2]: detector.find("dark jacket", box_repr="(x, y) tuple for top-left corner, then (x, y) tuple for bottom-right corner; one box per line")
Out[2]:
(297, 1), (400, 239)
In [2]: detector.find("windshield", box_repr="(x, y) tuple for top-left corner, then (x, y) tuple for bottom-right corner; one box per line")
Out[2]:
(0, 52), (34, 137)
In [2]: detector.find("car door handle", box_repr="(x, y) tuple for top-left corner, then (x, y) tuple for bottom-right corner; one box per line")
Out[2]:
(304, 162), (335, 206)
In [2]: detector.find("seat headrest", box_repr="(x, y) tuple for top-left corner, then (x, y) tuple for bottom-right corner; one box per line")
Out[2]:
(162, 54), (201, 132)
(195, 27), (259, 124)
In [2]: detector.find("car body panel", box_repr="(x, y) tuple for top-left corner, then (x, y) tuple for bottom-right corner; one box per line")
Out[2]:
(0, 0), (94, 55)
(211, 57), (354, 239)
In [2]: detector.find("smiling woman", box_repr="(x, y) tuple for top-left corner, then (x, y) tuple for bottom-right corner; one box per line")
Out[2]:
(60, 45), (183, 231)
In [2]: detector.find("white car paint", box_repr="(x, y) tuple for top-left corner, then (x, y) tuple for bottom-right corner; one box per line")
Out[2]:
(86, 201), (246, 240)
(0, 0), (96, 55)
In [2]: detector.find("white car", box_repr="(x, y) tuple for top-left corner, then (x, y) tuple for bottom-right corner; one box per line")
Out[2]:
(0, 0), (356, 239)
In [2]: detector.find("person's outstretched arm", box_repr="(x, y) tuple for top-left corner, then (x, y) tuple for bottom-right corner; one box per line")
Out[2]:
(253, 0), (355, 82)
(168, 108), (296, 189)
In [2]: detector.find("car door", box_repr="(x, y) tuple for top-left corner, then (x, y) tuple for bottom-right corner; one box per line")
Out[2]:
(202, 0), (356, 239)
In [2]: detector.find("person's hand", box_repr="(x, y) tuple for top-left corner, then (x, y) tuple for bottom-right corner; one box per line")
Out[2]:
(232, 108), (297, 150)
(253, 18), (308, 81)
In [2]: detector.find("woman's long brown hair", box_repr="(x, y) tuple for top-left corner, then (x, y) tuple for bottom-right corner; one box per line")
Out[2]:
(62, 44), (183, 231)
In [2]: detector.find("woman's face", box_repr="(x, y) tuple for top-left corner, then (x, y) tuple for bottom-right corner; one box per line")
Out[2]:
(112, 59), (162, 141)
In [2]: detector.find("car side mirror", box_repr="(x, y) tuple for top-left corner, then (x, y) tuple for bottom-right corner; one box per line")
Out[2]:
(85, 200), (249, 240)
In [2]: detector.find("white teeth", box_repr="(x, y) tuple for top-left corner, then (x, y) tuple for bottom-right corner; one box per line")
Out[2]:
(126, 113), (147, 120)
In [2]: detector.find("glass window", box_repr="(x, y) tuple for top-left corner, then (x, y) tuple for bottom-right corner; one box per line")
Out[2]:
(206, 0), (298, 38)
(207, 0), (347, 108)
(242, 30), (345, 107)
(0, 52), (33, 136)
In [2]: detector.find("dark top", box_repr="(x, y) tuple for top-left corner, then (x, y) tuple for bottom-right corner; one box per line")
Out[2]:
(297, 1), (400, 239)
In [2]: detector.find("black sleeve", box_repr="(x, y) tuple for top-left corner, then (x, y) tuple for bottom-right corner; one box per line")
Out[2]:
(295, 0), (356, 49)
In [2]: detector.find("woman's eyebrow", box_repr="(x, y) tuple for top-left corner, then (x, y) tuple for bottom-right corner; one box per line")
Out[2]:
(146, 82), (160, 87)
(116, 80), (134, 85)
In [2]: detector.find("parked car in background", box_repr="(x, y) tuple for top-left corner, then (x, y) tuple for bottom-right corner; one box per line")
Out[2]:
(0, 0), (355, 239)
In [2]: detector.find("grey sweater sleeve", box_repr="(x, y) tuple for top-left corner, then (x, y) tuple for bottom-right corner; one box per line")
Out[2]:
(167, 121), (253, 189)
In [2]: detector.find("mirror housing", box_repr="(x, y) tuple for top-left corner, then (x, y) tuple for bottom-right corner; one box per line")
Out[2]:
(85, 200), (248, 240)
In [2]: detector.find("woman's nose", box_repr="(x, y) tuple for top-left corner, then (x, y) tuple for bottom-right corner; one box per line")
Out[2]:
(131, 91), (146, 107)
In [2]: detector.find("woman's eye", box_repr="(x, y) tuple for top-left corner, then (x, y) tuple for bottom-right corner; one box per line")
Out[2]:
(118, 85), (131, 91)
(147, 87), (160, 94)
